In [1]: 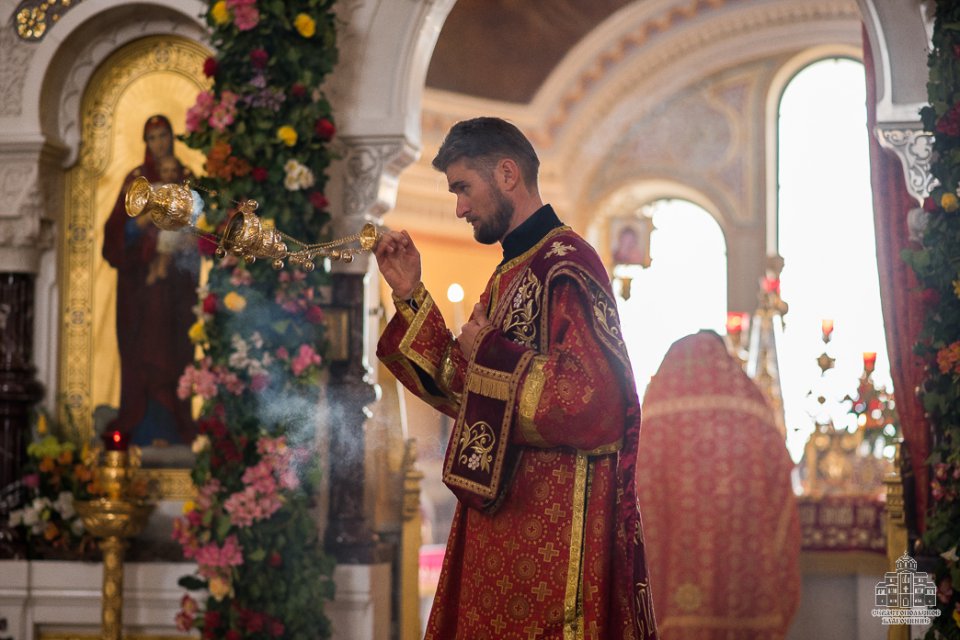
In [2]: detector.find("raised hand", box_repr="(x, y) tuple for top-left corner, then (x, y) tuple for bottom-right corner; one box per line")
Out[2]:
(374, 229), (422, 299)
(459, 302), (491, 359)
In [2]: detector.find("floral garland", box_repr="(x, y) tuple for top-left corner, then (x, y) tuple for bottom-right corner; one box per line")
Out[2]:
(173, 2), (338, 638)
(907, 0), (960, 635)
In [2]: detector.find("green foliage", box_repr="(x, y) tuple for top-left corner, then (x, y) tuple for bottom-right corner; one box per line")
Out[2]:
(172, 1), (338, 638)
(912, 2), (960, 635)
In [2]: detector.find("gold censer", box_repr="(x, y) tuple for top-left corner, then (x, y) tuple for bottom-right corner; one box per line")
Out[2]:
(125, 176), (380, 270)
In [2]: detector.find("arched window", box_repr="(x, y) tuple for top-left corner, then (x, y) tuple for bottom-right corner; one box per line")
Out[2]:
(776, 57), (892, 461)
(615, 198), (727, 398)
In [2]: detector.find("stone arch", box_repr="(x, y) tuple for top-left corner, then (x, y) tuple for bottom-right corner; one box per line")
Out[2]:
(25, 0), (207, 165)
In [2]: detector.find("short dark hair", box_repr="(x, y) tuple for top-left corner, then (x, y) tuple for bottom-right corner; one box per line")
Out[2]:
(432, 117), (540, 188)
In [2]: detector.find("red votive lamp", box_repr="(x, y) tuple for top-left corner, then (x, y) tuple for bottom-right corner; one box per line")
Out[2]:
(726, 312), (746, 335)
(821, 319), (834, 341)
(761, 277), (780, 295)
(103, 429), (130, 451)
(863, 351), (877, 373)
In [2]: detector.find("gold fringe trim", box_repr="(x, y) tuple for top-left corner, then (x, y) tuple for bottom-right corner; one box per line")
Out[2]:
(466, 370), (511, 401)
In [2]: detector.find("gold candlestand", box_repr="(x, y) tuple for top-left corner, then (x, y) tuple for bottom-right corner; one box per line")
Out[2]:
(75, 447), (154, 640)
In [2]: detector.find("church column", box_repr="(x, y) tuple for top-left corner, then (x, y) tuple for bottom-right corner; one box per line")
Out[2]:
(324, 137), (415, 564)
(0, 143), (58, 556)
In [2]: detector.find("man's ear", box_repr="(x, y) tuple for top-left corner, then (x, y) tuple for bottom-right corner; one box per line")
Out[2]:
(497, 158), (521, 191)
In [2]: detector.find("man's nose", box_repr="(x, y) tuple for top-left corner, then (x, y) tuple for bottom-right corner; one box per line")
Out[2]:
(455, 197), (468, 218)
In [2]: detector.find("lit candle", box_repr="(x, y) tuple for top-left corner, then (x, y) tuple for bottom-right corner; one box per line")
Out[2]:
(726, 312), (746, 335)
(103, 429), (130, 452)
(863, 351), (877, 373)
(821, 319), (834, 339)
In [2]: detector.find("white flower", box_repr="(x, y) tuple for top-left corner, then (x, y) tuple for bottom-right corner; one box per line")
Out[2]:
(191, 434), (211, 454)
(229, 333), (250, 370)
(8, 509), (24, 527)
(250, 332), (264, 349)
(70, 519), (85, 536)
(467, 453), (480, 470)
(942, 546), (959, 564)
(54, 491), (75, 519)
(283, 159), (315, 191)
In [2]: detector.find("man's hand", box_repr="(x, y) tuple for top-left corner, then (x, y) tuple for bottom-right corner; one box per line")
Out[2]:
(459, 303), (491, 358)
(374, 230), (422, 299)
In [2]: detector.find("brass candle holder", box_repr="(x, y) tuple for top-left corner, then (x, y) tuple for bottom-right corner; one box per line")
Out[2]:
(124, 176), (380, 270)
(75, 442), (154, 640)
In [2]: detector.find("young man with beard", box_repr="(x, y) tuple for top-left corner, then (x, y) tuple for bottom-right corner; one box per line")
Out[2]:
(375, 117), (658, 639)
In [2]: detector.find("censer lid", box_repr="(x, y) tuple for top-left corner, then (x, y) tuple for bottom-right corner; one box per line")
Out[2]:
(124, 176), (151, 218)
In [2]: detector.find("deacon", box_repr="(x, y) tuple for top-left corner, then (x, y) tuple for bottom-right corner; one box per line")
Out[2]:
(375, 117), (658, 639)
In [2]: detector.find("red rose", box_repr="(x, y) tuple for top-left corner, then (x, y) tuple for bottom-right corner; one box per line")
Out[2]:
(309, 191), (329, 210)
(203, 57), (218, 77)
(250, 48), (269, 69)
(268, 551), (283, 568)
(271, 620), (285, 637)
(923, 196), (938, 212)
(224, 630), (241, 640)
(202, 293), (218, 315)
(305, 305), (325, 324)
(251, 166), (269, 182)
(198, 236), (219, 256)
(314, 117), (336, 141)
(291, 83), (307, 99)
(921, 288), (941, 308)
(204, 611), (221, 629)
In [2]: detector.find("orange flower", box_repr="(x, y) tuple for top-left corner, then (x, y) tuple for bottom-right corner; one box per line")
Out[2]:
(937, 342), (960, 374)
(87, 479), (102, 496)
(74, 464), (93, 482)
(43, 522), (59, 541)
(205, 141), (251, 180)
(58, 449), (73, 465)
(39, 456), (56, 473)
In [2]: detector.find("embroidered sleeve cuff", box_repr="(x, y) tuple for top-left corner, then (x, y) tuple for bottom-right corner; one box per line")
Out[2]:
(391, 281), (427, 321)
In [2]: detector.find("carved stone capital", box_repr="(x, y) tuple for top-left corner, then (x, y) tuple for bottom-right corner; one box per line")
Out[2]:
(0, 149), (62, 273)
(340, 136), (418, 221)
(875, 124), (936, 204)
(333, 136), (417, 274)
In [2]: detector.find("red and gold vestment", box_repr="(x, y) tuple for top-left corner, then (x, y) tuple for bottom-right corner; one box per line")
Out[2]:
(377, 206), (658, 640)
(636, 331), (800, 640)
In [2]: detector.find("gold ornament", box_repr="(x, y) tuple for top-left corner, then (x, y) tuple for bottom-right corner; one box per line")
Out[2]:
(124, 176), (380, 269)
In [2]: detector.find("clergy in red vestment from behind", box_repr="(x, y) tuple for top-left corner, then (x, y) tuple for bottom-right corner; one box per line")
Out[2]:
(375, 117), (658, 639)
(636, 331), (800, 639)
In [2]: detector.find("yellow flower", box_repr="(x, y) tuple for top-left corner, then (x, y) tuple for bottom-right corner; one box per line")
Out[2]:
(210, 1), (229, 25)
(209, 576), (233, 601)
(954, 280), (960, 299)
(182, 499), (196, 514)
(223, 291), (247, 312)
(277, 125), (298, 147)
(294, 13), (316, 38)
(941, 192), (959, 212)
(954, 608), (960, 628)
(191, 435), (210, 455)
(37, 413), (48, 435)
(196, 214), (214, 233)
(188, 320), (207, 344)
